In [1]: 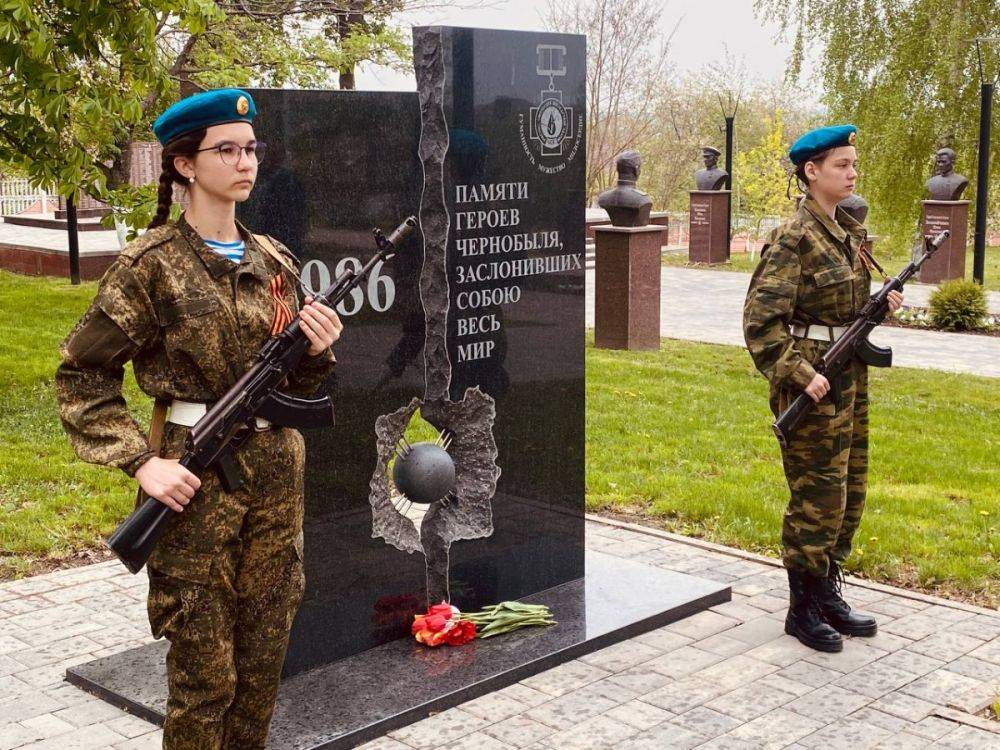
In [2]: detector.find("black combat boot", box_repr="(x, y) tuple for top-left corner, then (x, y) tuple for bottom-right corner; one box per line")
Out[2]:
(814, 562), (878, 637)
(785, 568), (843, 652)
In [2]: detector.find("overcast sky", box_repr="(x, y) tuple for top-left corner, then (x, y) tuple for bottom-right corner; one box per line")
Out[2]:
(356, 0), (815, 92)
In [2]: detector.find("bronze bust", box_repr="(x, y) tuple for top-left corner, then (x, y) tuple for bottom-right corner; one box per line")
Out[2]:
(597, 150), (652, 227)
(838, 193), (869, 225)
(694, 146), (728, 191)
(926, 148), (969, 201)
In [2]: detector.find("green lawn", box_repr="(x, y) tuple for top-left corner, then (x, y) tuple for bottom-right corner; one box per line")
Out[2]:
(2, 270), (998, 608)
(587, 335), (998, 608)
(664, 245), (1000, 292)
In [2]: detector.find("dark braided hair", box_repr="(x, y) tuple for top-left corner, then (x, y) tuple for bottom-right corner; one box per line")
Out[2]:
(793, 149), (832, 195)
(147, 128), (208, 229)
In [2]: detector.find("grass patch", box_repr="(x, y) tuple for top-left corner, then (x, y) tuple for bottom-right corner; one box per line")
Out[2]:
(0, 271), (151, 578)
(586, 334), (998, 608)
(664, 245), (1000, 292)
(2, 271), (998, 607)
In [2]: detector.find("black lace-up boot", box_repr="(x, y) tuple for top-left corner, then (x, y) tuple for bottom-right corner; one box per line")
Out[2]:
(813, 562), (878, 637)
(785, 568), (844, 652)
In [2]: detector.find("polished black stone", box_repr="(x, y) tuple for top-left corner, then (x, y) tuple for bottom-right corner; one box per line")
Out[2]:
(66, 551), (730, 749)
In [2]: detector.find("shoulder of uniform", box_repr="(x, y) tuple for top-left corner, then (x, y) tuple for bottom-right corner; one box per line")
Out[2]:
(771, 217), (808, 253)
(256, 233), (300, 268)
(117, 224), (178, 266)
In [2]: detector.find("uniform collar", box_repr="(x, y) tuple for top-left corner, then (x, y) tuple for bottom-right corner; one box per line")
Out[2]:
(799, 196), (849, 245)
(176, 213), (270, 282)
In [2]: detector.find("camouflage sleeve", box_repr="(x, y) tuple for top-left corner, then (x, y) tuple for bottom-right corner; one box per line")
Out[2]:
(54, 262), (158, 476)
(742, 241), (817, 391)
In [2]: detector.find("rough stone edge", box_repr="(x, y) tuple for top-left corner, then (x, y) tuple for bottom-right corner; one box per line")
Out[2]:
(585, 513), (1000, 618)
(932, 706), (1000, 735)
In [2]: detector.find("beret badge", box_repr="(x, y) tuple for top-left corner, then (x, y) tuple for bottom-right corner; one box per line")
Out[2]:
(236, 96), (250, 116)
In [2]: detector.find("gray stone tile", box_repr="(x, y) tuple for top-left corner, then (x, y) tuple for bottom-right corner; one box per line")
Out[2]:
(848, 706), (915, 734)
(691, 633), (756, 657)
(641, 676), (731, 714)
(617, 722), (708, 750)
(459, 691), (530, 722)
(356, 738), (417, 750)
(578, 639), (663, 672)
(692, 655), (778, 692)
(908, 631), (987, 662)
(13, 723), (125, 750)
(693, 736), (766, 749)
(387, 708), (489, 749)
(726, 707), (826, 749)
(645, 645), (725, 678)
(798, 717), (893, 750)
(604, 664), (675, 694)
(883, 614), (948, 641)
(950, 614), (1000, 642)
(907, 715), (958, 740)
(968, 637), (1000, 667)
(753, 672), (816, 698)
(899, 668), (985, 705)
(632, 626), (695, 653)
(928, 724), (1000, 750)
(743, 593), (789, 614)
(802, 640), (888, 673)
(604, 698), (675, 729)
(744, 636), (818, 667)
(481, 715), (556, 748)
(708, 598), (770, 623)
(667, 706), (741, 739)
(444, 732), (517, 750)
(523, 687), (621, 730)
(786, 684), (872, 722)
(871, 731), (933, 749)
(730, 574), (778, 597)
(944, 654), (1000, 683)
(537, 713), (638, 749)
(665, 611), (741, 640)
(495, 682), (552, 708)
(777, 659), (845, 689)
(869, 691), (938, 722)
(833, 660), (922, 699)
(877, 649), (948, 677)
(519, 660), (611, 697)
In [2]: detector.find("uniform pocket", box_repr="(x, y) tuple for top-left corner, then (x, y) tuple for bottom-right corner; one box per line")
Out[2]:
(158, 296), (220, 326)
(146, 546), (218, 642)
(812, 264), (854, 287)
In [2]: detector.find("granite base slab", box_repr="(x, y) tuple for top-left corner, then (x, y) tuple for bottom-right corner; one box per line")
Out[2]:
(66, 550), (730, 749)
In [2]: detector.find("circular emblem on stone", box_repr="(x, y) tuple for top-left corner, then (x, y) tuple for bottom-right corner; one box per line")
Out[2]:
(532, 97), (569, 150)
(848, 131), (856, 146)
(236, 96), (250, 116)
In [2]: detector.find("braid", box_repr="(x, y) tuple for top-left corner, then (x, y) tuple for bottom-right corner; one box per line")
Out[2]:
(147, 162), (174, 229)
(145, 127), (208, 230)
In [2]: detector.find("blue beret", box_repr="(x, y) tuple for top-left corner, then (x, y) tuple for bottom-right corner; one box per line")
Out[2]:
(789, 124), (857, 165)
(153, 88), (256, 146)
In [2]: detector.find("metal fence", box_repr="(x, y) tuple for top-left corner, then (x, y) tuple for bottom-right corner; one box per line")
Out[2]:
(0, 179), (47, 215)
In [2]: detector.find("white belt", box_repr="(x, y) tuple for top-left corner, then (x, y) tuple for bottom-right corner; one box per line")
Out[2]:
(790, 323), (848, 342)
(166, 399), (272, 431)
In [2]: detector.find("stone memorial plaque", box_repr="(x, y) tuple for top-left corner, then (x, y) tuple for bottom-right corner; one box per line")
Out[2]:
(688, 190), (730, 264)
(920, 200), (969, 284)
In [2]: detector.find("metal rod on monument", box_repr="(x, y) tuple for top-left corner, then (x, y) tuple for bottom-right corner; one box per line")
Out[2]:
(724, 115), (734, 249)
(66, 192), (80, 286)
(972, 81), (993, 286)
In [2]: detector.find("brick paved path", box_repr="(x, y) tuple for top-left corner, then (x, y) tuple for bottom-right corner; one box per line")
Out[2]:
(1, 518), (998, 749)
(584, 266), (1000, 379)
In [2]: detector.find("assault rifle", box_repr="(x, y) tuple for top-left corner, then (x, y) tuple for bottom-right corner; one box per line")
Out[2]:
(772, 230), (950, 448)
(108, 217), (417, 573)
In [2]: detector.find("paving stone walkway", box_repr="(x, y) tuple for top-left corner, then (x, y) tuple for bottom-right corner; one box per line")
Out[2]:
(585, 266), (1000, 378)
(1, 517), (998, 749)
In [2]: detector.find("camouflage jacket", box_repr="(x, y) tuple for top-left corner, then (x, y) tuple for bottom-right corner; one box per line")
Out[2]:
(55, 214), (336, 476)
(743, 196), (871, 390)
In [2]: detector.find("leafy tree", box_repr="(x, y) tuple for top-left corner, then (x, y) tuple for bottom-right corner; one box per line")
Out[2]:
(755, 0), (1000, 255)
(0, 0), (409, 234)
(734, 108), (791, 253)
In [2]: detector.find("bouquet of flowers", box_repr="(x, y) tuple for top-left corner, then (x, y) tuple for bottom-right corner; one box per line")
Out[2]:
(412, 600), (556, 648)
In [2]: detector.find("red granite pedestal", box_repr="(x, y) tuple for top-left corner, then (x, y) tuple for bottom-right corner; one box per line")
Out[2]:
(594, 225), (666, 350)
(920, 201), (969, 283)
(688, 191), (730, 264)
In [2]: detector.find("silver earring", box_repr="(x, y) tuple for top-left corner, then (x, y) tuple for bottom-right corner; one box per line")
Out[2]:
(189, 176), (195, 184)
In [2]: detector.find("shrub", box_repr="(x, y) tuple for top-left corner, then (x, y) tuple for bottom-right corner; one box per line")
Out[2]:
(929, 279), (988, 330)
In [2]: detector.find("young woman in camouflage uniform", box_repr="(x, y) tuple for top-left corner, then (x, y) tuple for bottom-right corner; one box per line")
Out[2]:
(55, 89), (342, 748)
(743, 125), (903, 653)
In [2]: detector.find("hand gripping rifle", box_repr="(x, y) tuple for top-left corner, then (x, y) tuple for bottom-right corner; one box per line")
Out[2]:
(772, 230), (950, 448)
(108, 217), (418, 573)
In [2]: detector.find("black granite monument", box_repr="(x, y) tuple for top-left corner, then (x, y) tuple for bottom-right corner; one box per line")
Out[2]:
(66, 26), (729, 749)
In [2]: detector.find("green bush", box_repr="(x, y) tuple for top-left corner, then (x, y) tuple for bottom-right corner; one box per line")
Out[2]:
(929, 279), (988, 330)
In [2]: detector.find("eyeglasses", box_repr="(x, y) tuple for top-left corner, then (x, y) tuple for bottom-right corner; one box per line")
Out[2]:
(195, 140), (267, 166)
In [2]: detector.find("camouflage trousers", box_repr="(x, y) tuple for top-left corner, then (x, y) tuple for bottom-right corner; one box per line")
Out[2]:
(146, 421), (306, 750)
(771, 347), (869, 578)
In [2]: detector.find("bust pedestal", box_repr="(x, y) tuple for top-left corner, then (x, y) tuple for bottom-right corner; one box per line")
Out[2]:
(920, 201), (969, 283)
(688, 191), (730, 264)
(594, 225), (666, 350)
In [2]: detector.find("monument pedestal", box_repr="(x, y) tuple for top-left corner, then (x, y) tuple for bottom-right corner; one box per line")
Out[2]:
(689, 190), (730, 264)
(67, 551), (729, 750)
(593, 224), (666, 350)
(920, 200), (969, 283)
